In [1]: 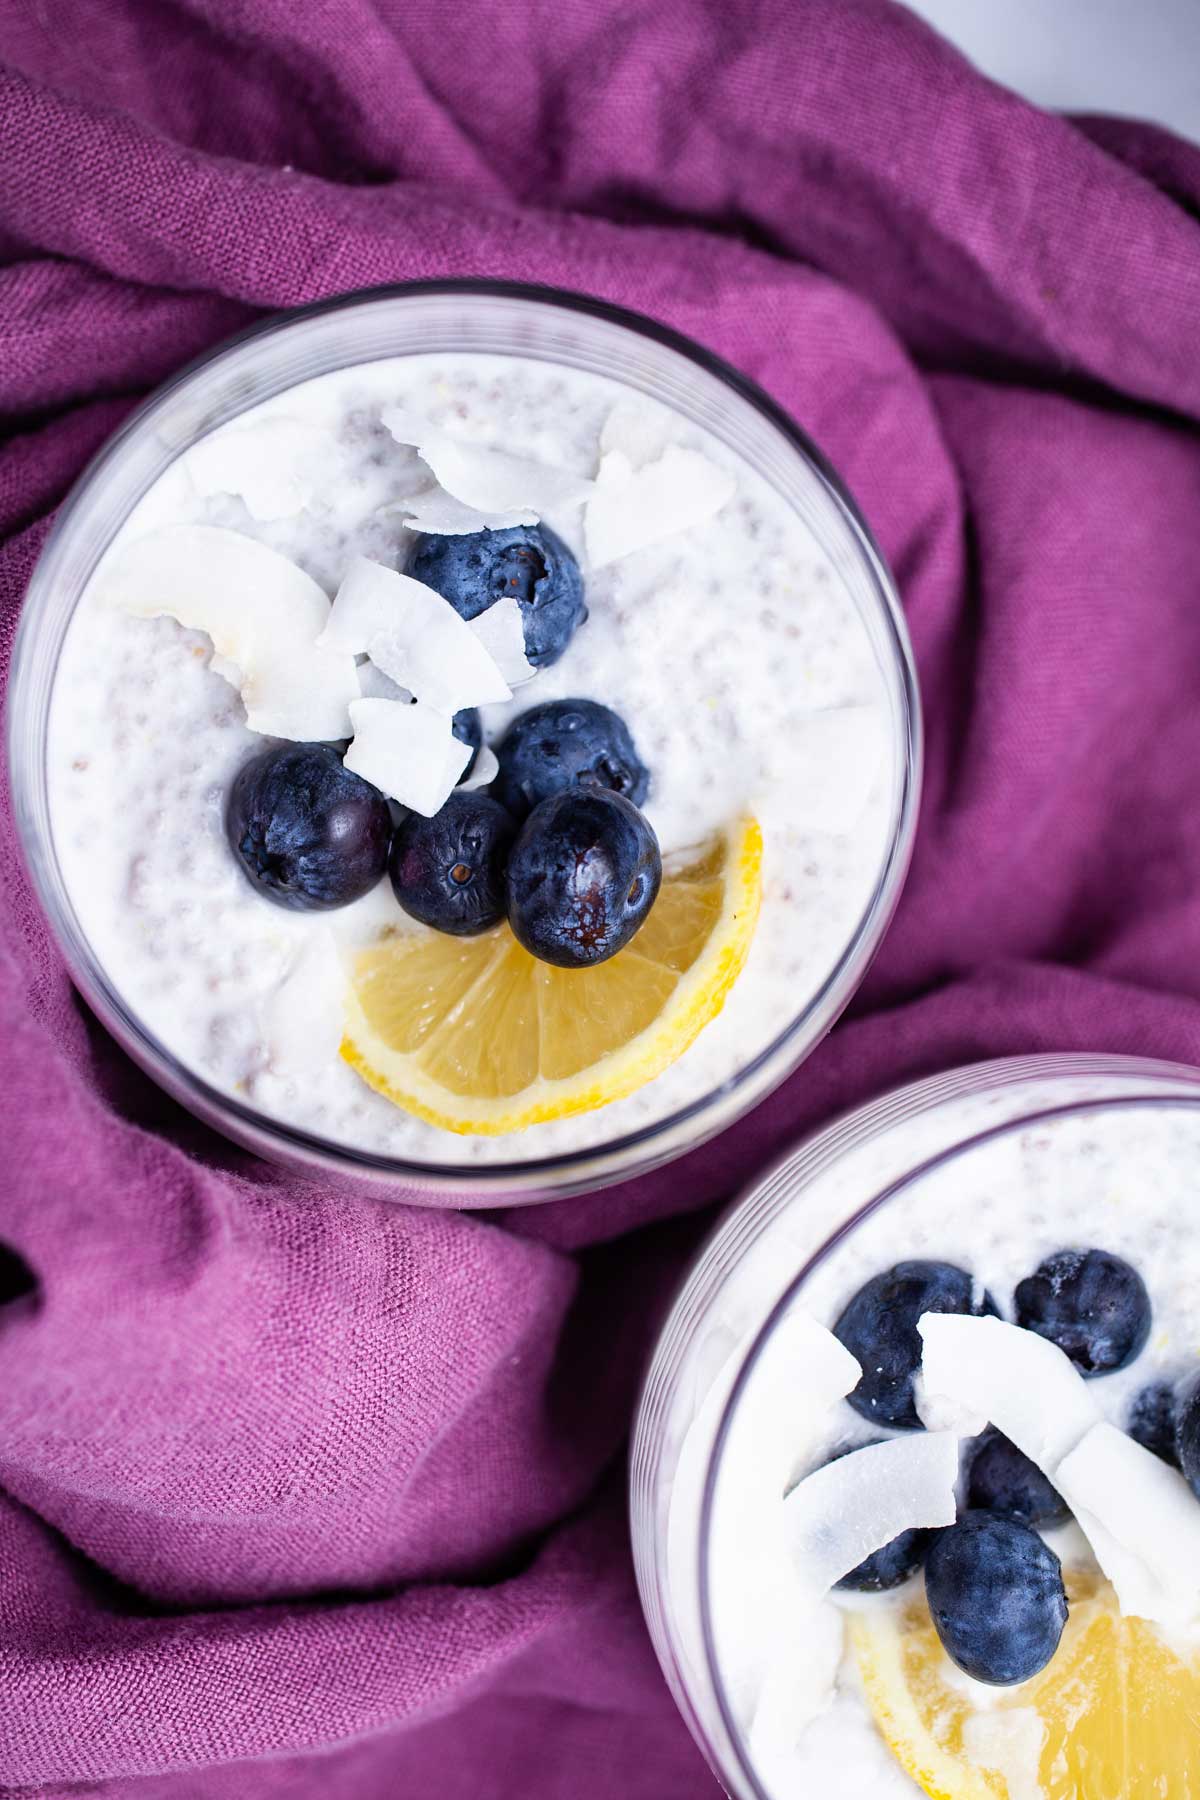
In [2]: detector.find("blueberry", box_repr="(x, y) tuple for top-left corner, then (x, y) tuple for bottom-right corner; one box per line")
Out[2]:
(452, 708), (483, 782)
(494, 699), (649, 821)
(1013, 1248), (1151, 1376)
(408, 524), (586, 668)
(1128, 1382), (1181, 1467)
(226, 742), (391, 911)
(967, 1429), (1069, 1526)
(388, 790), (516, 937)
(837, 1526), (934, 1594)
(834, 1262), (998, 1431)
(925, 1511), (1067, 1685)
(505, 789), (661, 968)
(1178, 1381), (1200, 1499)
(826, 1445), (935, 1593)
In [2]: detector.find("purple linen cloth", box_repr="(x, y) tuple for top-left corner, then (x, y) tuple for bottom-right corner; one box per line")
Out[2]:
(3, 0), (1200, 1792)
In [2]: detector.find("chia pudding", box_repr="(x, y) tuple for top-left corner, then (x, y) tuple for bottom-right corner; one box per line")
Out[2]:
(40, 328), (908, 1170)
(635, 1058), (1200, 1800)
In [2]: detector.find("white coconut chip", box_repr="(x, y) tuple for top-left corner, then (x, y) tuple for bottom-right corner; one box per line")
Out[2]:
(356, 660), (413, 705)
(584, 443), (736, 569)
(101, 525), (359, 740)
(460, 744), (500, 792)
(694, 1310), (863, 1731)
(394, 486), (528, 537)
(717, 1310), (866, 1527)
(597, 398), (675, 470)
(1055, 1423), (1200, 1629)
(382, 406), (594, 522)
(259, 932), (346, 1075)
(781, 705), (890, 835)
(466, 595), (537, 687)
(670, 1309), (862, 1644)
(239, 648), (362, 744)
(319, 556), (512, 715)
(184, 416), (332, 521)
(343, 698), (470, 817)
(917, 1314), (1100, 1474)
(781, 1433), (960, 1602)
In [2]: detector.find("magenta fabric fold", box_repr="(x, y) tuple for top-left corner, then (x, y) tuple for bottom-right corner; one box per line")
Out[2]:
(4, 1), (1200, 1792)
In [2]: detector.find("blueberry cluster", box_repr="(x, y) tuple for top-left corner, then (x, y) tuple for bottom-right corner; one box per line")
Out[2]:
(224, 521), (664, 969)
(227, 698), (660, 969)
(827, 1246), (1199, 1686)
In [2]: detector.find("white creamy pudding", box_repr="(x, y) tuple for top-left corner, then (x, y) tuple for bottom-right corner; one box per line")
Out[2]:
(638, 1060), (1200, 1800)
(45, 348), (902, 1165)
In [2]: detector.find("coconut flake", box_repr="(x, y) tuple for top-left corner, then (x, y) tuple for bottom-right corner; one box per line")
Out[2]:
(239, 648), (361, 743)
(357, 660), (412, 705)
(465, 594), (537, 687)
(917, 1314), (1100, 1475)
(700, 1310), (863, 1729)
(597, 398), (675, 470)
(670, 1310), (861, 1642)
(460, 744), (499, 792)
(382, 407), (594, 522)
(320, 556), (511, 715)
(781, 1433), (960, 1602)
(343, 698), (470, 817)
(260, 932), (346, 1075)
(585, 443), (736, 568)
(722, 1310), (865, 1508)
(395, 486), (526, 536)
(101, 525), (358, 740)
(674, 1311), (861, 1622)
(781, 705), (890, 835)
(1055, 1423), (1200, 1628)
(185, 417), (332, 521)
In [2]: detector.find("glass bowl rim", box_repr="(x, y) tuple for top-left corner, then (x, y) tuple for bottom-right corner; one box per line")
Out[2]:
(694, 1052), (1200, 1799)
(7, 277), (922, 1199)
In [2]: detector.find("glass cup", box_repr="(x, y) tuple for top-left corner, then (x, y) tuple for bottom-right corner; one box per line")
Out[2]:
(8, 282), (920, 1204)
(630, 1051), (1200, 1796)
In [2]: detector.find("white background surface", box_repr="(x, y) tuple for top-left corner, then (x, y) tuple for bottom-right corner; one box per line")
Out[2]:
(904, 0), (1200, 146)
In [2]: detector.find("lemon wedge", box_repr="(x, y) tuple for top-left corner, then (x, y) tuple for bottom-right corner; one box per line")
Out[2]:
(340, 816), (762, 1136)
(850, 1573), (1200, 1799)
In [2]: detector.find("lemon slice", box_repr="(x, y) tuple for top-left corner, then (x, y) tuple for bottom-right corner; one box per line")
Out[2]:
(341, 816), (762, 1135)
(850, 1573), (1200, 1799)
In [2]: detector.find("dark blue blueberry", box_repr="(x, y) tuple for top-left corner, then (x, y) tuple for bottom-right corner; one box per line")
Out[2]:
(837, 1526), (934, 1594)
(924, 1511), (1067, 1685)
(1014, 1248), (1151, 1376)
(1178, 1381), (1200, 1499)
(226, 743), (391, 911)
(1128, 1382), (1181, 1467)
(408, 524), (586, 668)
(452, 708), (483, 782)
(967, 1429), (1069, 1526)
(834, 1261), (998, 1431)
(494, 698), (649, 820)
(505, 789), (661, 969)
(388, 790), (516, 937)
(827, 1445), (936, 1593)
